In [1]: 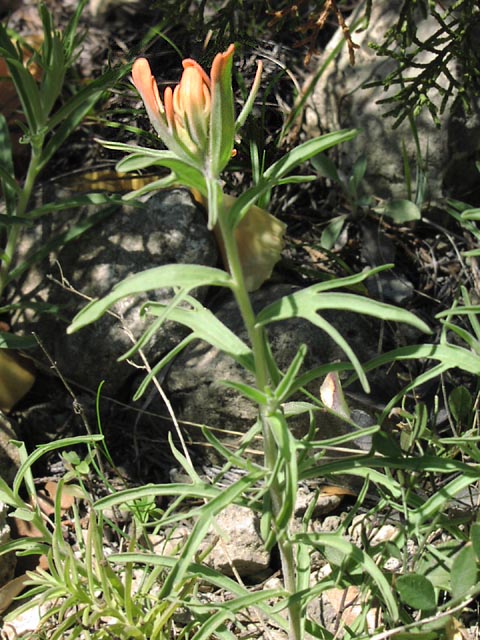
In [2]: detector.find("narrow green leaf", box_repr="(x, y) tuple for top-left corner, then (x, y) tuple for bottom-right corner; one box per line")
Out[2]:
(295, 264), (393, 295)
(448, 385), (473, 424)
(132, 335), (194, 401)
(450, 544), (477, 600)
(146, 301), (254, 371)
(355, 344), (480, 405)
(68, 264), (232, 334)
(471, 523), (480, 560)
(94, 483), (223, 511)
(351, 155), (367, 189)
(221, 380), (268, 405)
(0, 331), (36, 349)
(410, 473), (480, 528)
(0, 163), (20, 196)
(62, 0), (89, 59)
(0, 114), (17, 215)
(461, 208), (480, 220)
(321, 215), (347, 250)
(98, 139), (170, 156)
(228, 130), (359, 230)
(305, 423), (380, 449)
(28, 193), (125, 218)
(274, 344), (307, 404)
(436, 305), (480, 318)
(121, 175), (178, 200)
(201, 423), (263, 472)
(122, 288), (191, 361)
(268, 412), (298, 534)
(39, 68), (125, 170)
(297, 532), (399, 620)
(39, 35), (66, 116)
(306, 312), (369, 392)
(0, 214), (31, 226)
(275, 175), (317, 186)
(13, 435), (103, 498)
(264, 130), (359, 183)
(115, 153), (173, 172)
(377, 199), (421, 223)
(310, 152), (340, 182)
(0, 538), (50, 556)
(0, 475), (20, 507)
(396, 574), (436, 610)
(158, 475), (259, 598)
(440, 320), (480, 353)
(0, 55), (45, 131)
(257, 291), (431, 336)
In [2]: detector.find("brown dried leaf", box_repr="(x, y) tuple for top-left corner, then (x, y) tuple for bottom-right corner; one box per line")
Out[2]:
(0, 350), (36, 413)
(0, 574), (30, 615)
(324, 585), (380, 632)
(318, 485), (356, 498)
(44, 480), (75, 512)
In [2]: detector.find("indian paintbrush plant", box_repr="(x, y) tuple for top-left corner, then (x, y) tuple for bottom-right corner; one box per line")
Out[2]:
(65, 45), (434, 639)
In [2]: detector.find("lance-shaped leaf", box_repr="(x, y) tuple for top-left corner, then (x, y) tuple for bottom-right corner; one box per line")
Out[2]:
(39, 68), (126, 171)
(255, 267), (431, 392)
(145, 299), (254, 372)
(0, 114), (17, 216)
(67, 264), (233, 334)
(209, 44), (235, 175)
(227, 129), (360, 231)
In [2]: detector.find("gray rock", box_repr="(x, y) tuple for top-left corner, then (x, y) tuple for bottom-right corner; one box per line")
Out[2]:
(307, 0), (480, 203)
(163, 284), (393, 464)
(202, 504), (270, 579)
(12, 190), (217, 394)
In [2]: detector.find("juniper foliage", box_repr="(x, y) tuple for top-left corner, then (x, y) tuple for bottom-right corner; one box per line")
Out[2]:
(366, 0), (480, 127)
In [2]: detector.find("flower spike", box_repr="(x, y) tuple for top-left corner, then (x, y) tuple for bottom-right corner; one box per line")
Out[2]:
(131, 45), (236, 177)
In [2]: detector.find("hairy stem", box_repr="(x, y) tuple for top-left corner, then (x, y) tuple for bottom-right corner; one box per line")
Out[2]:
(212, 183), (302, 640)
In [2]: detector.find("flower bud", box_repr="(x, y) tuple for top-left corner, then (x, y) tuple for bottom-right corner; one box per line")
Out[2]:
(132, 45), (235, 170)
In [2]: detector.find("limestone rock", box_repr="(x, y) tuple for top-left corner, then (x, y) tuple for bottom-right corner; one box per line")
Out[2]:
(307, 0), (480, 203)
(12, 190), (217, 395)
(202, 504), (270, 579)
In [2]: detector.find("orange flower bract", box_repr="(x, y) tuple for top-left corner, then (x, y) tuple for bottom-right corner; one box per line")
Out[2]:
(131, 45), (235, 165)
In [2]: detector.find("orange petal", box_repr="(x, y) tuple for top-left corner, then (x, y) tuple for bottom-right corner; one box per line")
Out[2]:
(210, 44), (235, 85)
(182, 58), (211, 88)
(164, 85), (176, 132)
(131, 58), (165, 132)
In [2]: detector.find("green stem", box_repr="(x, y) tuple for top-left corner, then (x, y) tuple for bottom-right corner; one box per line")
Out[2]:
(211, 182), (303, 640)
(0, 147), (42, 300)
(213, 184), (276, 468)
